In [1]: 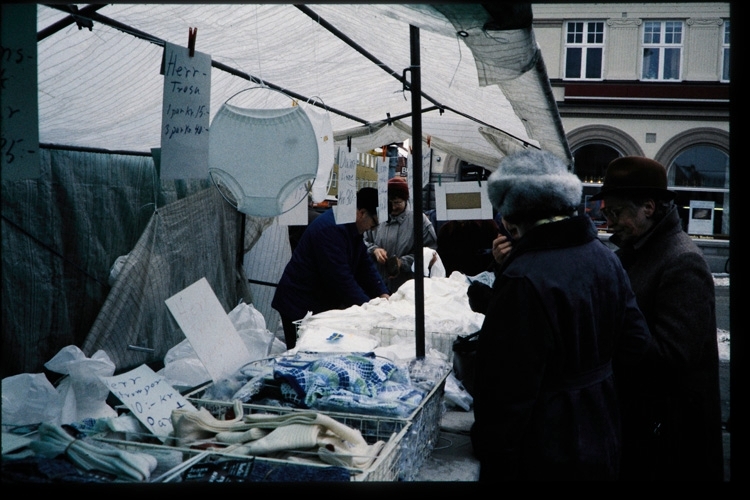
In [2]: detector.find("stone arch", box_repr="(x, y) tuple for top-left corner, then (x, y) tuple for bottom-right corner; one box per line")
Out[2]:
(655, 127), (729, 166)
(566, 125), (644, 157)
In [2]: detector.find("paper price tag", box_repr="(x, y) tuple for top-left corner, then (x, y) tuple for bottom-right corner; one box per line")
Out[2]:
(101, 364), (196, 440)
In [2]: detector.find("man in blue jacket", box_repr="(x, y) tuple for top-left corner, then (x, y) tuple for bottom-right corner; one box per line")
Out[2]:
(272, 187), (390, 349)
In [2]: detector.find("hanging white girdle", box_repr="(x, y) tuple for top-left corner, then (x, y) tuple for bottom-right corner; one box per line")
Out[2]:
(208, 100), (319, 217)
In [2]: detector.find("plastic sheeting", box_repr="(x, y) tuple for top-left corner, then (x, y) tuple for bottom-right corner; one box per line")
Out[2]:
(34, 4), (571, 168)
(1, 148), (272, 376)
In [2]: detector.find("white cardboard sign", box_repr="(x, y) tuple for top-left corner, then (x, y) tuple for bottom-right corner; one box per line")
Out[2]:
(434, 181), (492, 221)
(333, 146), (358, 224)
(101, 364), (196, 440)
(165, 277), (252, 383)
(160, 42), (211, 180)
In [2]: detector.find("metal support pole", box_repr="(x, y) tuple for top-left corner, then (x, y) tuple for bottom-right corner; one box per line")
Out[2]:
(410, 25), (425, 359)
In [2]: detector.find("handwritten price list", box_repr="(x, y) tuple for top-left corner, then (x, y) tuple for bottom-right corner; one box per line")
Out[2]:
(1, 4), (40, 180)
(159, 42), (211, 179)
(101, 364), (196, 440)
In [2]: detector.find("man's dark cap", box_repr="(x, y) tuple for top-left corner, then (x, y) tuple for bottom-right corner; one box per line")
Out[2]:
(590, 156), (676, 201)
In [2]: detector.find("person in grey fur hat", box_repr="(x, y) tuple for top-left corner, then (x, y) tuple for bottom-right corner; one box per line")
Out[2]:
(469, 148), (652, 481)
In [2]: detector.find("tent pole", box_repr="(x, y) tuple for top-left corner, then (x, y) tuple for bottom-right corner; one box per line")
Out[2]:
(410, 25), (425, 360)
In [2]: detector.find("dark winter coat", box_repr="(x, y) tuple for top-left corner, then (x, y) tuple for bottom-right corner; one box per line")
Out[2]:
(272, 209), (388, 322)
(470, 215), (651, 481)
(611, 206), (724, 481)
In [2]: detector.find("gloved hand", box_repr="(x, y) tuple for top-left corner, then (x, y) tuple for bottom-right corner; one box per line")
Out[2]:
(467, 281), (492, 314)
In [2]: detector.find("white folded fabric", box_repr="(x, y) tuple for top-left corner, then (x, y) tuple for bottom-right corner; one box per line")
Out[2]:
(170, 401), (385, 470)
(30, 423), (157, 481)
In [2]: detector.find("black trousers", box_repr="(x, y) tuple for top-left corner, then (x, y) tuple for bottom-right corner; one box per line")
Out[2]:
(280, 314), (298, 349)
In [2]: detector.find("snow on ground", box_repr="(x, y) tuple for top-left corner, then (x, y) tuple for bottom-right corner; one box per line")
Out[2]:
(718, 329), (730, 361)
(714, 274), (730, 288)
(714, 274), (729, 361)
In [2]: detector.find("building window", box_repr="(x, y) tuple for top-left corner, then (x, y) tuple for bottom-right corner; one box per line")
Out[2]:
(564, 21), (604, 80)
(641, 20), (683, 81)
(667, 145), (729, 236)
(721, 19), (730, 82)
(572, 144), (620, 230)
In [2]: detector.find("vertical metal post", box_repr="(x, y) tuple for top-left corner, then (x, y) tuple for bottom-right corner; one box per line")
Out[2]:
(410, 25), (425, 359)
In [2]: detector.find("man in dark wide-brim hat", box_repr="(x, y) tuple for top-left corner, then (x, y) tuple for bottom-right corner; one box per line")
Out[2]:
(593, 156), (725, 481)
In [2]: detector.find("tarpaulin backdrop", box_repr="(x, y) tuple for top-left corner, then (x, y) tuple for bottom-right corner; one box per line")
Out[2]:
(3, 4), (573, 375)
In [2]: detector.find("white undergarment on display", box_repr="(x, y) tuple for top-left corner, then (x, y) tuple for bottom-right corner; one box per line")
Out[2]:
(208, 102), (319, 217)
(302, 103), (335, 204)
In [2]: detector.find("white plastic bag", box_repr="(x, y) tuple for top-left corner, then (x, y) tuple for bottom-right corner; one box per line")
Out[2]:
(44, 345), (118, 424)
(161, 302), (281, 388)
(227, 301), (267, 331)
(413, 247), (446, 278)
(1, 373), (63, 426)
(443, 372), (473, 411)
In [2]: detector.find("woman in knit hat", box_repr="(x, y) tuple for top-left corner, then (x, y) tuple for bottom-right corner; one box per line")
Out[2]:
(363, 176), (438, 293)
(470, 148), (651, 481)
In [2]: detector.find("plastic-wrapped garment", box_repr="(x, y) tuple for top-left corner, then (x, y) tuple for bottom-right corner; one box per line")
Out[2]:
(273, 352), (425, 418)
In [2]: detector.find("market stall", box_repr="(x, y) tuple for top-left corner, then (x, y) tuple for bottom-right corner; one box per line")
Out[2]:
(3, 3), (568, 484)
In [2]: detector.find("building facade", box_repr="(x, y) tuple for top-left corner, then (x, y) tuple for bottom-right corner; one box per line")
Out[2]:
(532, 2), (730, 250)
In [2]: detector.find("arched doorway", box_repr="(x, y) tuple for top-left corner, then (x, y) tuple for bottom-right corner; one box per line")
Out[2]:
(657, 128), (730, 237)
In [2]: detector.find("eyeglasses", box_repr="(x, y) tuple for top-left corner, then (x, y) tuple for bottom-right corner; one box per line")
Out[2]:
(389, 199), (406, 207)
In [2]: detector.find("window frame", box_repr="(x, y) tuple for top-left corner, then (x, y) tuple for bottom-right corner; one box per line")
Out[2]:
(563, 20), (605, 81)
(666, 144), (729, 237)
(721, 19), (730, 82)
(640, 20), (684, 81)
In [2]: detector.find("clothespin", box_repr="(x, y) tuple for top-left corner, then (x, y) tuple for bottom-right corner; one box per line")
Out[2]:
(427, 135), (432, 148)
(381, 146), (387, 161)
(188, 27), (197, 57)
(347, 136), (352, 153)
(438, 174), (442, 186)
(69, 5), (93, 31)
(386, 113), (392, 125)
(478, 177), (482, 187)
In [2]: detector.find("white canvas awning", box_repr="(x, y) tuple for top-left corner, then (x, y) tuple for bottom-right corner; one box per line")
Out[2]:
(35, 3), (571, 169)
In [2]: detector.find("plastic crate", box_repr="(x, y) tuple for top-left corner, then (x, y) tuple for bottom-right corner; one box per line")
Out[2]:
(370, 327), (461, 363)
(86, 434), (389, 482)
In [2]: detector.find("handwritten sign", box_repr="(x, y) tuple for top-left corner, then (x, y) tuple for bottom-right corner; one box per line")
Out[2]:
(334, 146), (357, 224)
(1, 4), (40, 180)
(160, 42), (211, 180)
(377, 157), (389, 223)
(101, 364), (196, 440)
(421, 150), (432, 188)
(165, 277), (252, 383)
(406, 155), (413, 194)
